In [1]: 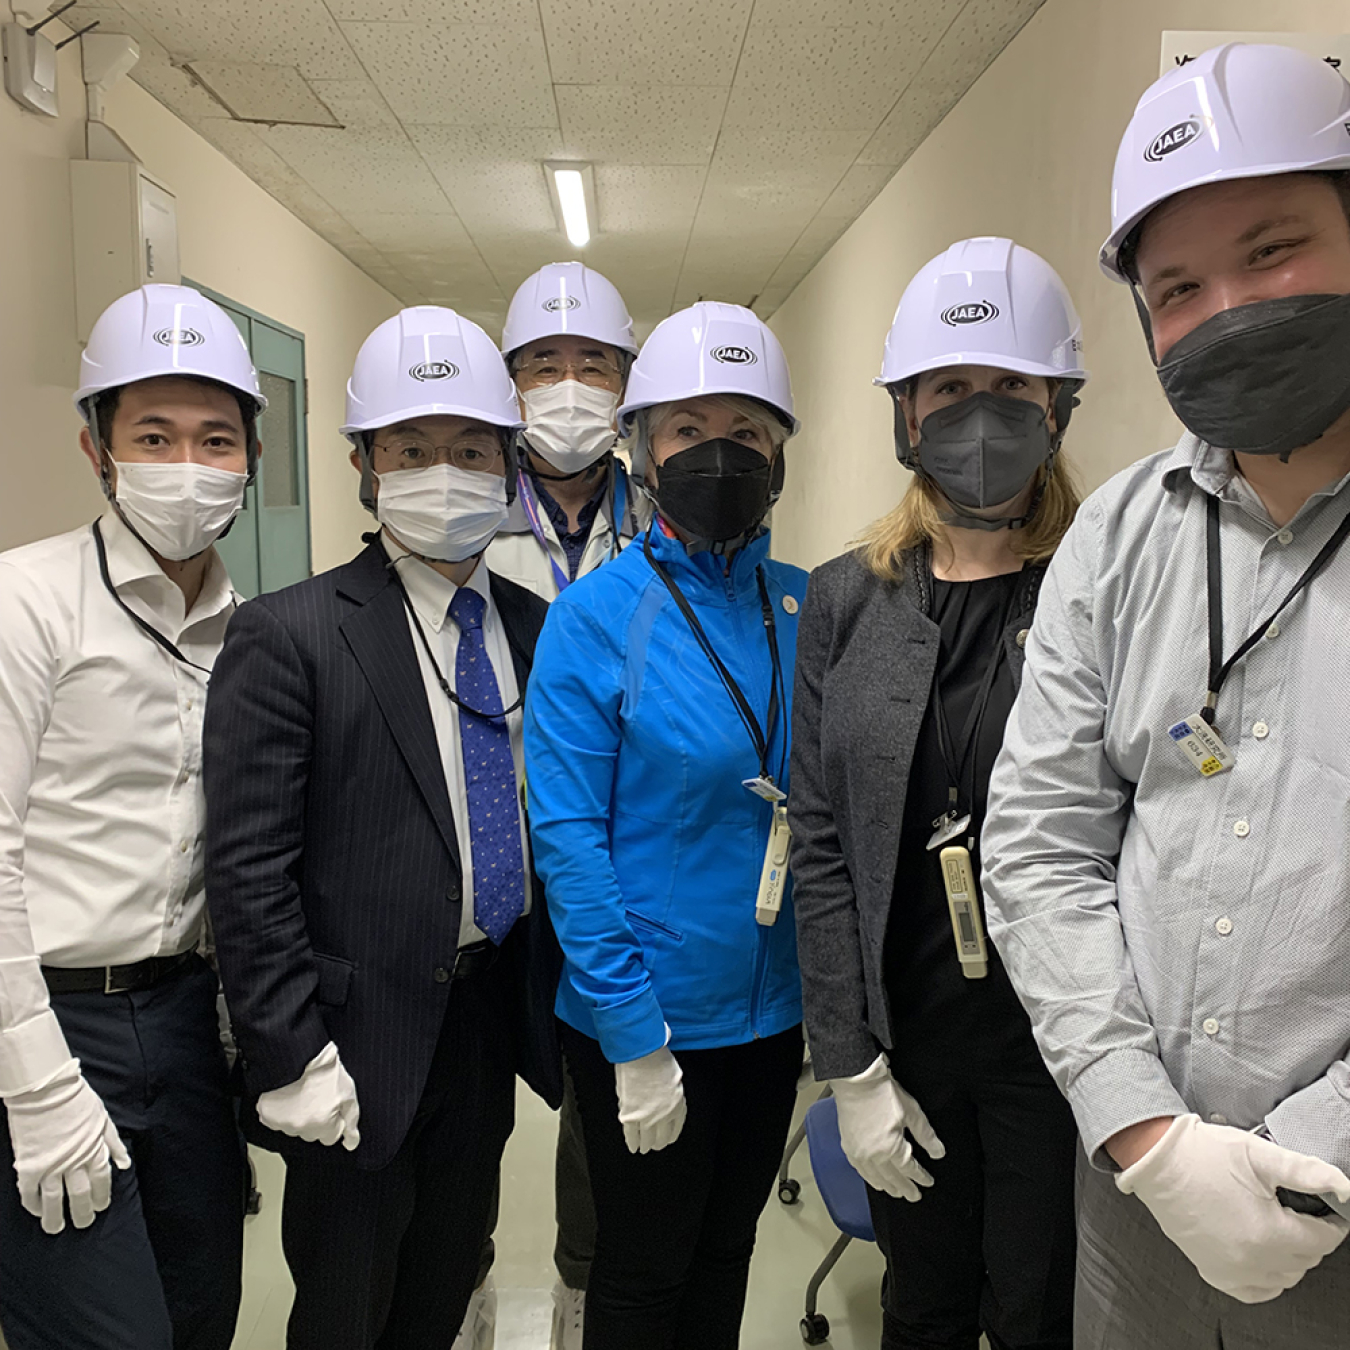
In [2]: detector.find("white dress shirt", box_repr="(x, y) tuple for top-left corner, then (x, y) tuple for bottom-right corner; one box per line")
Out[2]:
(0, 510), (236, 1095)
(381, 533), (531, 948)
(983, 433), (1350, 1204)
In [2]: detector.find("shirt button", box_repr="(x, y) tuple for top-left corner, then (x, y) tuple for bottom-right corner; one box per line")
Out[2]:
(1265, 622), (1280, 640)
(1016, 629), (1030, 649)
(1202, 1017), (1220, 1036)
(1215, 916), (1233, 936)
(186, 699), (195, 711)
(1233, 819), (1250, 838)
(433, 966), (451, 984)
(1252, 721), (1269, 740)
(782, 595), (799, 615)
(1276, 529), (1293, 545)
(1209, 1112), (1229, 1125)
(179, 839), (189, 853)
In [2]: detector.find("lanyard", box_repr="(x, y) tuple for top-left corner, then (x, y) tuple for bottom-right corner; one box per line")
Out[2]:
(386, 556), (521, 725)
(1202, 494), (1350, 728)
(517, 473), (573, 594)
(641, 526), (786, 789)
(91, 519), (222, 677)
(927, 563), (1023, 823)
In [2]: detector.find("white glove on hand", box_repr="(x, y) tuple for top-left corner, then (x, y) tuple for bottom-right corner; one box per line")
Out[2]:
(1117, 1114), (1350, 1303)
(257, 1041), (360, 1151)
(4, 1060), (131, 1235)
(831, 1053), (945, 1202)
(614, 1028), (686, 1155)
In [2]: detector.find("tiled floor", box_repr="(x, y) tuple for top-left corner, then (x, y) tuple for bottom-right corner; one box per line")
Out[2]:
(230, 1076), (889, 1349)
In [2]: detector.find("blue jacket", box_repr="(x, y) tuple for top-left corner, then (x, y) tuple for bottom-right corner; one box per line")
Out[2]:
(524, 526), (806, 1064)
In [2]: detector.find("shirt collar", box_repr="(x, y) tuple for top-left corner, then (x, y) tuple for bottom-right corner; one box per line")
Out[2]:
(1161, 431), (1350, 517)
(97, 508), (237, 626)
(530, 465), (609, 537)
(380, 530), (491, 634)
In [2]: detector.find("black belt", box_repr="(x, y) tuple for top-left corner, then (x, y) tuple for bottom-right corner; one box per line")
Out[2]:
(42, 950), (196, 996)
(453, 940), (500, 981)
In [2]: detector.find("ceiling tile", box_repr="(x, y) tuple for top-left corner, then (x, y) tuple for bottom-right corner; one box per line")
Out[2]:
(119, 0), (365, 80)
(556, 85), (726, 165)
(409, 126), (565, 234)
(540, 0), (753, 86)
(184, 63), (341, 126)
(815, 162), (896, 220)
(593, 165), (705, 236)
(340, 21), (555, 126)
(340, 210), (476, 257)
(327, 0), (538, 21)
(305, 77), (401, 130)
(858, 0), (1044, 165)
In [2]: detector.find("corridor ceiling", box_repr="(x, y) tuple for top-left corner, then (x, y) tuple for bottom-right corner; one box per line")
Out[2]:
(56, 0), (1045, 337)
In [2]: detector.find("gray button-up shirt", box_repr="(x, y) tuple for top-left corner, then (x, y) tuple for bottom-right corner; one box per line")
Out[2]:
(982, 433), (1350, 1204)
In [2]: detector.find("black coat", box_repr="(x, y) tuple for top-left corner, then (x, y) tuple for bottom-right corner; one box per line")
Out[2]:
(203, 539), (563, 1171)
(787, 549), (1041, 1081)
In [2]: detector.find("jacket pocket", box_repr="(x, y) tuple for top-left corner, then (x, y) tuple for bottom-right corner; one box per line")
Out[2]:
(624, 908), (685, 944)
(313, 952), (354, 1007)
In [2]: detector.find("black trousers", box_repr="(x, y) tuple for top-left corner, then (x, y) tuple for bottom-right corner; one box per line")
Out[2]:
(868, 1047), (1077, 1350)
(563, 1020), (803, 1350)
(0, 955), (244, 1350)
(280, 958), (517, 1350)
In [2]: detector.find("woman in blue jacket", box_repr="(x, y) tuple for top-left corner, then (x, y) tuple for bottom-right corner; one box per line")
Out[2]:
(524, 302), (806, 1350)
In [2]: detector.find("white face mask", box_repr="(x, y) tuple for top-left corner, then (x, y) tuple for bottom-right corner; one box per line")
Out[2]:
(113, 461), (247, 561)
(375, 464), (509, 564)
(520, 380), (620, 475)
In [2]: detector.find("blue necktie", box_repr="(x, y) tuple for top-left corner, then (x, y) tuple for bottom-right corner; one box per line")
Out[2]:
(448, 587), (526, 945)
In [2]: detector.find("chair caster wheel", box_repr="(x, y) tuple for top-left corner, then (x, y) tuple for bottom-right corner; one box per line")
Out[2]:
(778, 1178), (802, 1204)
(801, 1312), (830, 1344)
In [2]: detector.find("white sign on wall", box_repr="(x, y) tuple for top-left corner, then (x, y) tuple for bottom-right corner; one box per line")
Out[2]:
(1161, 31), (1350, 78)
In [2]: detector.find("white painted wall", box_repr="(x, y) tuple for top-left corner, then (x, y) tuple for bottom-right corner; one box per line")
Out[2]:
(0, 40), (399, 571)
(768, 0), (1350, 572)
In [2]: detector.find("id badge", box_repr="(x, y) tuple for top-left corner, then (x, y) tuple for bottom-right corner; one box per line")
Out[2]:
(756, 805), (792, 927)
(1168, 714), (1235, 777)
(939, 846), (988, 980)
(743, 776), (787, 803)
(927, 812), (972, 852)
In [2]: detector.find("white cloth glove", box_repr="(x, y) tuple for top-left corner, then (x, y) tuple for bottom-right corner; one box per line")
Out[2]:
(4, 1059), (131, 1235)
(831, 1053), (945, 1201)
(256, 1041), (361, 1151)
(614, 1027), (686, 1155)
(1117, 1114), (1350, 1303)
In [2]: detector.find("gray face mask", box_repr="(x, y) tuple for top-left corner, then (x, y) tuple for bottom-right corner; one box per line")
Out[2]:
(1155, 292), (1350, 460)
(912, 392), (1052, 525)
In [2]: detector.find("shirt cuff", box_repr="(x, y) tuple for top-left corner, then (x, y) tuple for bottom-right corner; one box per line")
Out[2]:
(0, 1009), (75, 1098)
(590, 986), (668, 1065)
(1266, 1064), (1350, 1218)
(1064, 1047), (1190, 1171)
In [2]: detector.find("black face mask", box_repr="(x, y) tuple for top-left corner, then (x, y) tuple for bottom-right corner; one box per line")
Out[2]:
(654, 439), (774, 544)
(1156, 292), (1350, 459)
(912, 392), (1053, 524)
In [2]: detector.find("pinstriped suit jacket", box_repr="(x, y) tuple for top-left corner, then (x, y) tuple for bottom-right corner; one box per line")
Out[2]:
(203, 538), (563, 1171)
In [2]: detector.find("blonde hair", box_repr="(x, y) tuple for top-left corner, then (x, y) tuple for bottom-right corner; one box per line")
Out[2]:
(645, 393), (790, 451)
(859, 453), (1081, 582)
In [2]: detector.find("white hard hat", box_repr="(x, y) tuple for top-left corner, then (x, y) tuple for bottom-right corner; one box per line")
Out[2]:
(877, 237), (1088, 388)
(342, 306), (524, 437)
(343, 306), (524, 511)
(75, 283), (266, 423)
(618, 301), (797, 477)
(501, 261), (638, 359)
(1101, 43), (1350, 280)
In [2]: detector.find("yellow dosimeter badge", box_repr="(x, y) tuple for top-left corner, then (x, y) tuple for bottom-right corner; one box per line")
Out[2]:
(939, 846), (988, 980)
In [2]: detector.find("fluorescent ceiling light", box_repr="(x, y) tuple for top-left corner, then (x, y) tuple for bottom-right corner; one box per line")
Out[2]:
(546, 162), (593, 249)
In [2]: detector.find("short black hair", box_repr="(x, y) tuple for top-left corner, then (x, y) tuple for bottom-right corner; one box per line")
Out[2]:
(1119, 168), (1350, 283)
(89, 376), (255, 449)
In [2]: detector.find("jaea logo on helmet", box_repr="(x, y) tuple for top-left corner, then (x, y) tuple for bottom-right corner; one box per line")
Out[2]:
(409, 361), (459, 381)
(710, 344), (757, 365)
(153, 327), (206, 347)
(941, 301), (999, 327)
(543, 296), (581, 312)
(1145, 118), (1204, 162)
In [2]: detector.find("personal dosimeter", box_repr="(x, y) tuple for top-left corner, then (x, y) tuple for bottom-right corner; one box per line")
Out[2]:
(940, 845), (988, 979)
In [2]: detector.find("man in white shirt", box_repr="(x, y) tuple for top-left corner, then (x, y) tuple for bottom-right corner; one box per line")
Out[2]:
(0, 283), (267, 1349)
(202, 307), (562, 1350)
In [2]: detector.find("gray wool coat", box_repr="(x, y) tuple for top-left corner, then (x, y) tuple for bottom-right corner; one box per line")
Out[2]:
(787, 547), (1043, 1081)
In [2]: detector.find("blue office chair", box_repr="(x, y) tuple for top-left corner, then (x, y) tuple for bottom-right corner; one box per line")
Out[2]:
(782, 1093), (875, 1345)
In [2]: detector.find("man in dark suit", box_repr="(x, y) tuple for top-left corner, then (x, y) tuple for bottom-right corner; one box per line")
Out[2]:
(203, 306), (562, 1350)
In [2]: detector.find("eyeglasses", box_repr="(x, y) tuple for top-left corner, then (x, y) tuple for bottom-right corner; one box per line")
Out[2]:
(514, 354), (623, 388)
(372, 437), (504, 473)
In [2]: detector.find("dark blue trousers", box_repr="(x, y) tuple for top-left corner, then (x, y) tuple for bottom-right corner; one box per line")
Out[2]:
(0, 956), (244, 1350)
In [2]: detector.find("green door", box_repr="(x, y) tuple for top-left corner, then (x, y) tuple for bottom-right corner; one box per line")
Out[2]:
(187, 282), (311, 599)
